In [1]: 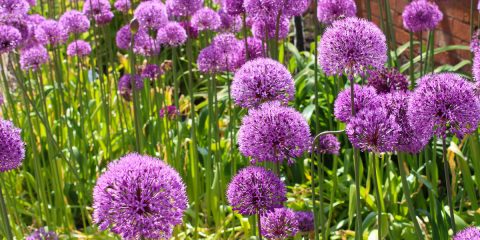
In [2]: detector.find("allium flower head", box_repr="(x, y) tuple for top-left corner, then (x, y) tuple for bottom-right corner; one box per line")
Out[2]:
(231, 58), (295, 108)
(191, 7), (221, 31)
(27, 14), (46, 24)
(260, 208), (299, 239)
(115, 24), (133, 50)
(159, 105), (179, 119)
(315, 134), (341, 155)
(0, 120), (25, 172)
(244, 37), (265, 60)
(382, 91), (429, 153)
(283, 0), (310, 16)
(471, 29), (480, 54)
(317, 0), (356, 24)
(133, 30), (160, 56)
(114, 0), (131, 13)
(93, 153), (188, 240)
(134, 1), (168, 30)
(67, 40), (92, 57)
(408, 73), (480, 139)
(0, 0), (29, 15)
(82, 0), (113, 25)
(402, 0), (443, 32)
(318, 17), (387, 76)
(38, 20), (68, 46)
(118, 74), (144, 101)
(223, 0), (245, 15)
(197, 33), (244, 73)
(59, 10), (90, 34)
(26, 227), (58, 240)
(20, 45), (49, 70)
(473, 53), (480, 81)
(180, 21), (198, 39)
(294, 211), (314, 232)
(141, 64), (163, 80)
(252, 16), (290, 40)
(454, 227), (480, 240)
(227, 166), (286, 215)
(218, 9), (242, 32)
(0, 25), (21, 53)
(334, 84), (381, 123)
(197, 45), (219, 73)
(166, 0), (203, 17)
(238, 101), (312, 164)
(367, 67), (409, 94)
(157, 21), (187, 47)
(346, 106), (400, 153)
(244, 0), (283, 21)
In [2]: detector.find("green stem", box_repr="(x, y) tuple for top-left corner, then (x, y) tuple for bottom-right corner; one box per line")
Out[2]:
(350, 78), (363, 240)
(372, 153), (382, 240)
(0, 180), (13, 240)
(317, 155), (325, 238)
(257, 213), (263, 240)
(442, 138), (456, 234)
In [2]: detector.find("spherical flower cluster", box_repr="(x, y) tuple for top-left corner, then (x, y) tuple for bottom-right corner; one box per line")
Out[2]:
(59, 10), (90, 34)
(180, 21), (199, 39)
(218, 9), (242, 32)
(197, 46), (219, 73)
(114, 0), (131, 13)
(244, 0), (283, 21)
(294, 211), (314, 232)
(27, 14), (46, 24)
(382, 91), (429, 153)
(224, 0), (245, 15)
(334, 84), (381, 123)
(0, 120), (25, 172)
(317, 0), (357, 24)
(227, 166), (286, 215)
(25, 227), (58, 240)
(82, 0), (113, 25)
(0, 25), (22, 54)
(166, 0), (203, 17)
(315, 134), (341, 155)
(318, 17), (387, 76)
(117, 28), (159, 56)
(19, 45), (49, 70)
(118, 74), (144, 101)
(38, 20), (68, 46)
(367, 67), (409, 94)
(93, 153), (188, 239)
(157, 22), (187, 47)
(402, 0), (443, 33)
(473, 54), (480, 81)
(197, 33), (244, 73)
(252, 16), (290, 40)
(0, 0), (30, 15)
(67, 40), (92, 57)
(134, 1), (167, 30)
(141, 64), (162, 80)
(244, 37), (265, 60)
(346, 107), (400, 153)
(231, 58), (295, 108)
(238, 101), (312, 164)
(260, 208), (299, 239)
(453, 227), (480, 240)
(283, 0), (310, 17)
(191, 7), (221, 31)
(408, 73), (480, 139)
(159, 105), (179, 119)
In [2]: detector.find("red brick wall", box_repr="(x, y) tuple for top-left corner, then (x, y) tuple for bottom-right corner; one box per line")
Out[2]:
(355, 0), (479, 65)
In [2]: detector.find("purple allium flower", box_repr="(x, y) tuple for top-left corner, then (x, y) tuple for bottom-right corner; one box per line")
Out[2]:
(244, 37), (265, 60)
(0, 119), (25, 172)
(115, 24), (132, 50)
(334, 84), (381, 123)
(0, 0), (29, 15)
(231, 58), (295, 108)
(141, 64), (163, 80)
(114, 0), (131, 13)
(315, 134), (340, 155)
(191, 7), (221, 31)
(157, 21), (187, 47)
(38, 20), (68, 46)
(283, 0), (310, 17)
(238, 101), (312, 164)
(93, 10), (114, 25)
(180, 21), (198, 39)
(118, 74), (144, 101)
(244, 0), (283, 21)
(19, 45), (49, 71)
(92, 153), (188, 240)
(223, 0), (245, 15)
(408, 73), (480, 139)
(218, 9), (242, 32)
(294, 211), (314, 232)
(133, 29), (160, 56)
(454, 227), (480, 240)
(197, 46), (219, 73)
(82, 0), (113, 25)
(159, 105), (179, 119)
(59, 10), (90, 34)
(346, 106), (400, 153)
(25, 227), (58, 240)
(260, 208), (299, 239)
(134, 1), (168, 30)
(471, 29), (480, 54)
(383, 91), (429, 153)
(227, 166), (286, 215)
(67, 40), (92, 57)
(473, 53), (480, 81)
(402, 0), (443, 32)
(367, 67), (409, 94)
(166, 0), (203, 17)
(251, 16), (290, 40)
(197, 33), (244, 73)
(316, 0), (357, 25)
(0, 25), (21, 53)
(27, 14), (46, 24)
(318, 17), (387, 76)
